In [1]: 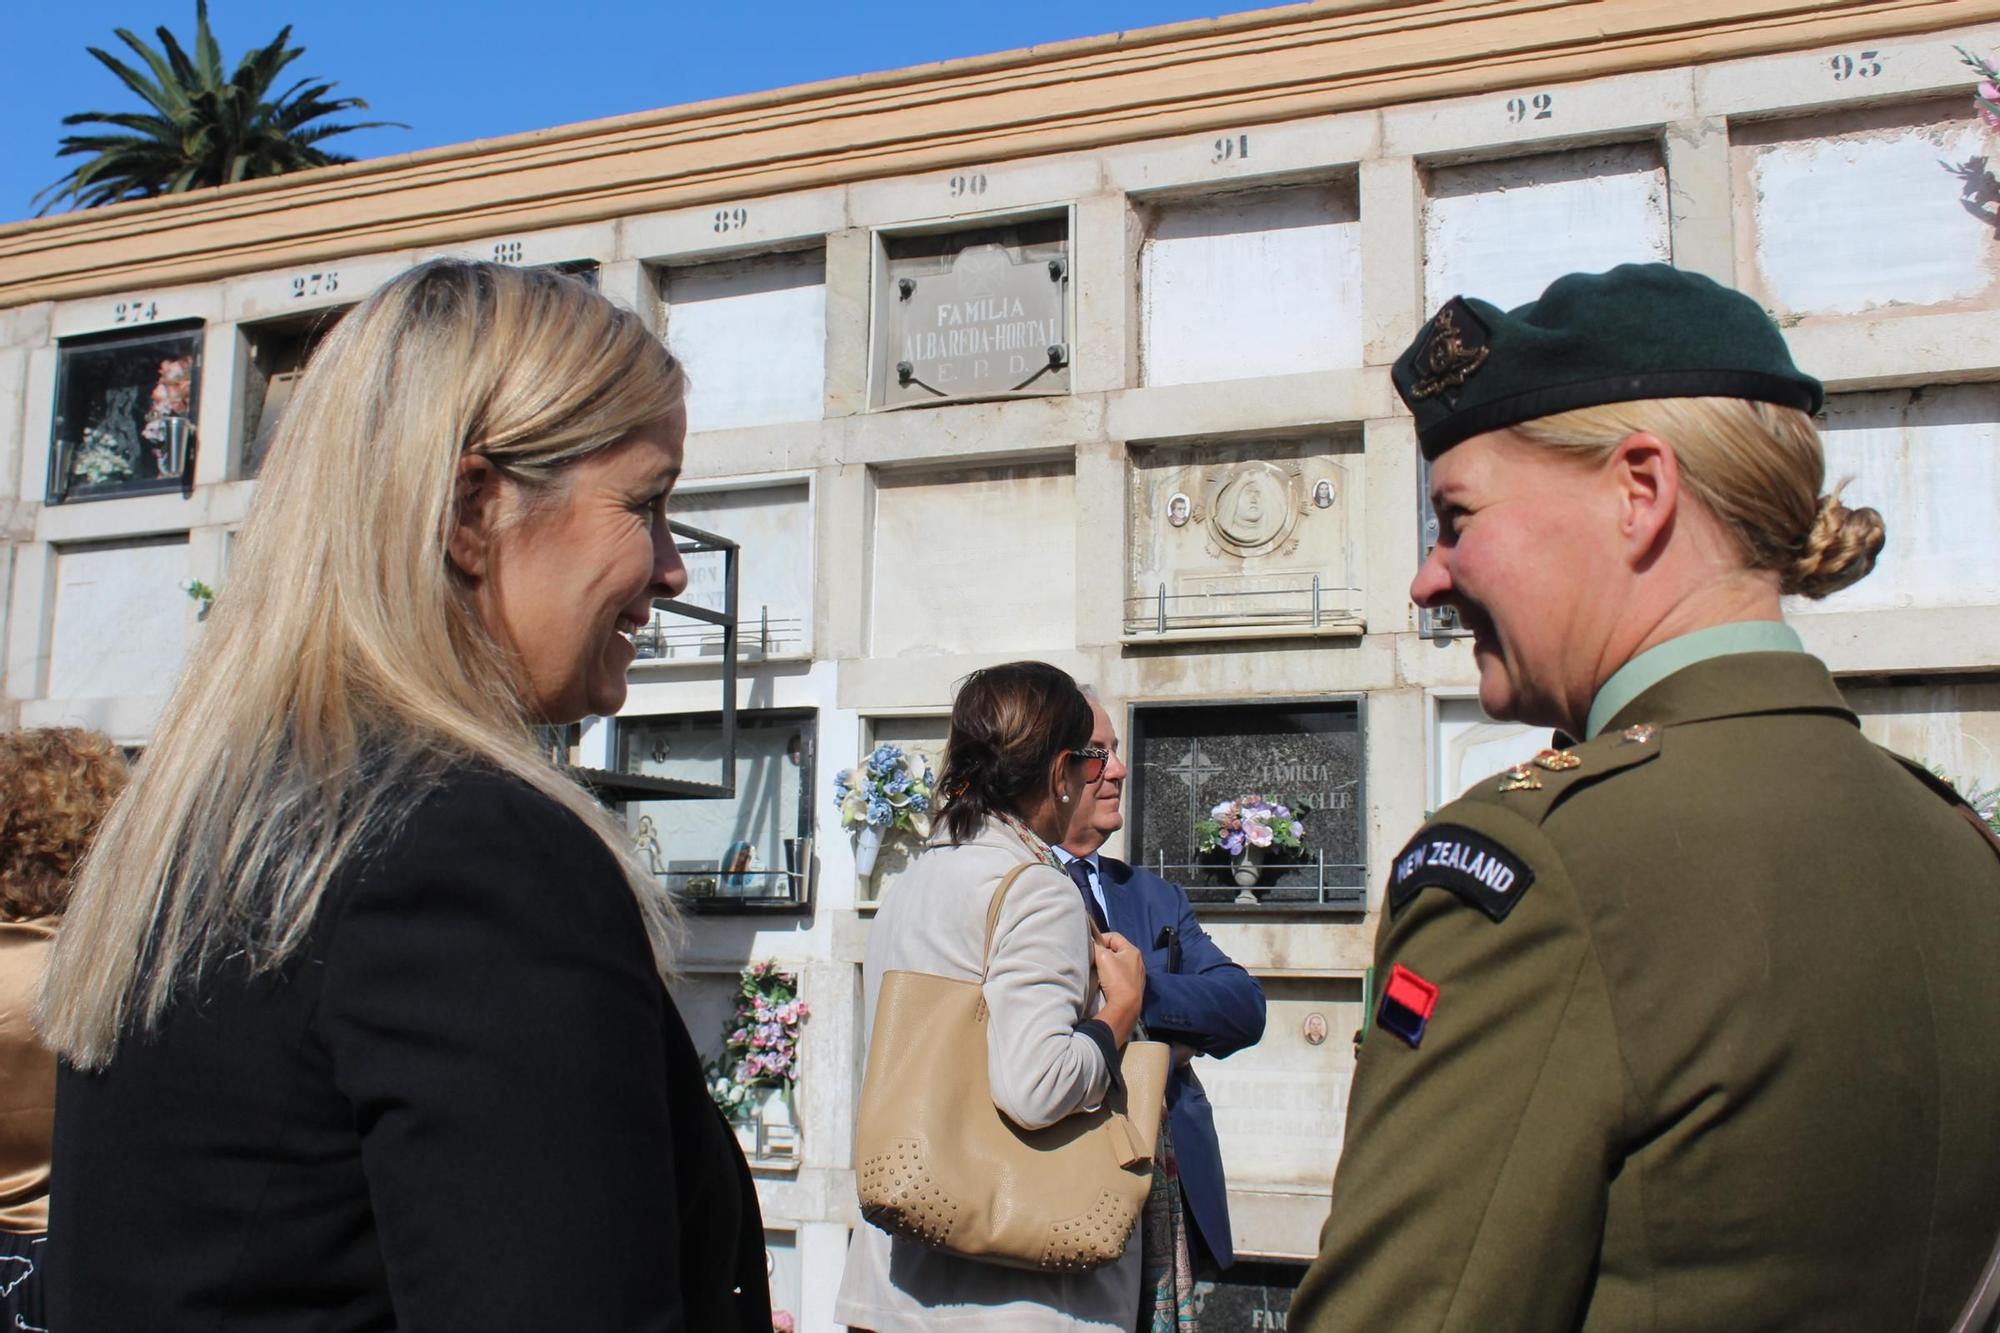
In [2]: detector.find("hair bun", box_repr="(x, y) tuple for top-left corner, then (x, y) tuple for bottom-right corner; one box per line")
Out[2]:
(1784, 490), (1885, 599)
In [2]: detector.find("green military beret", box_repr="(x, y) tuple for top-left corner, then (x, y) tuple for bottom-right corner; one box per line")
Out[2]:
(1393, 263), (1824, 459)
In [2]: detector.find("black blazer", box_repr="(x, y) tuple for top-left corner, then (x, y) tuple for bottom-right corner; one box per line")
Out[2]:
(49, 768), (771, 1331)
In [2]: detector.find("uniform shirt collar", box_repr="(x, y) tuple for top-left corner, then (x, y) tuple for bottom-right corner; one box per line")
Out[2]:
(1586, 620), (1804, 738)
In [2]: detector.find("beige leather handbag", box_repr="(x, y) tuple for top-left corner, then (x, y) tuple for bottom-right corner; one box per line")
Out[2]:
(854, 862), (1172, 1271)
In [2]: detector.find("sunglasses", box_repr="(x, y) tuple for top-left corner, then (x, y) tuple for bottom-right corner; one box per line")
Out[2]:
(1069, 745), (1111, 783)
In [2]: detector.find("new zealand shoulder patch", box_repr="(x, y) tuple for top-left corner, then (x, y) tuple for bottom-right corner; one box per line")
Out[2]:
(1388, 824), (1534, 923)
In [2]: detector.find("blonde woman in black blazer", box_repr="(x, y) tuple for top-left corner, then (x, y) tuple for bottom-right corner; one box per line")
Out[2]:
(41, 261), (771, 1329)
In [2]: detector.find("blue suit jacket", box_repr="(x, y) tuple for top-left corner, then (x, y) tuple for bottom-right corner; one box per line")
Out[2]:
(1095, 855), (1266, 1269)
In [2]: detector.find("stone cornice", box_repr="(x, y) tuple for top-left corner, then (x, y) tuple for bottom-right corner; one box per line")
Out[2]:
(3, 0), (1994, 306)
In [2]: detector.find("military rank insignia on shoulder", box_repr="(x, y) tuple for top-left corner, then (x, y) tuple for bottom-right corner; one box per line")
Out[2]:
(1389, 824), (1534, 923)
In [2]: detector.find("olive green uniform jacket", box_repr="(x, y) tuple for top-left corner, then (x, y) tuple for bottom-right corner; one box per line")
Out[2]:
(1293, 652), (2000, 1331)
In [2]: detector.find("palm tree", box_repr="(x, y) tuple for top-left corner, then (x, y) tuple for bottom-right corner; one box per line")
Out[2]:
(35, 2), (403, 214)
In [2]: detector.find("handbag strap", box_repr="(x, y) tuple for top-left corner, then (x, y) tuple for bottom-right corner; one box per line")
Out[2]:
(980, 861), (1110, 973)
(979, 862), (1044, 980)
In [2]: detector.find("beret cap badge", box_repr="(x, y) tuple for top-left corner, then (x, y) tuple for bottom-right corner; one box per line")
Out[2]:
(1406, 298), (1490, 403)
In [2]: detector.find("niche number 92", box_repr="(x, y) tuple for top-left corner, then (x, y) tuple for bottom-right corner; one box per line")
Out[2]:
(1507, 93), (1554, 123)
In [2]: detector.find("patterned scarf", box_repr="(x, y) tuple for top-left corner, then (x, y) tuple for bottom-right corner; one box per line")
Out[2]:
(1140, 1114), (1200, 1331)
(994, 810), (1064, 870)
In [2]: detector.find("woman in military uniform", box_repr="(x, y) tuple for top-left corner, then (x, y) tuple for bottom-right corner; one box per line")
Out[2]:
(1292, 264), (2000, 1331)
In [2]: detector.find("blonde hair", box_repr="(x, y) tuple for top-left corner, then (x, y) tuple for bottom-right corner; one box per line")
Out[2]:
(41, 260), (684, 1069)
(0, 728), (128, 920)
(1511, 397), (1885, 599)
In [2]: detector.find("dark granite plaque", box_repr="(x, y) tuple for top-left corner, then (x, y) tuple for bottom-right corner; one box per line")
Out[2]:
(1129, 700), (1364, 908)
(875, 219), (1069, 407)
(1190, 1259), (1304, 1329)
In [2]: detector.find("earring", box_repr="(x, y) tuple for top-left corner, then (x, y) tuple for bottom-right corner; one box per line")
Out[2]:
(1060, 794), (1070, 803)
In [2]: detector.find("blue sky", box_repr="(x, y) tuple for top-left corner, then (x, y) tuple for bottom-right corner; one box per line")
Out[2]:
(2, 1), (1266, 224)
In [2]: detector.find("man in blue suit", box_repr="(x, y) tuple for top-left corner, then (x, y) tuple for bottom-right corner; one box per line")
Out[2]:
(1055, 690), (1267, 1273)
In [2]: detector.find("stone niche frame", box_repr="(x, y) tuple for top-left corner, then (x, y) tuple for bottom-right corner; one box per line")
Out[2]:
(1125, 695), (1367, 912)
(866, 204), (1074, 410)
(1125, 431), (1364, 643)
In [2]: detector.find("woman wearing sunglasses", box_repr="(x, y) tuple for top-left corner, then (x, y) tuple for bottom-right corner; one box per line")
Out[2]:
(838, 660), (1150, 1331)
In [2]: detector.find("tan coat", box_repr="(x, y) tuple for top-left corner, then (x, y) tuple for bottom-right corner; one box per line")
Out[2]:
(836, 817), (1141, 1332)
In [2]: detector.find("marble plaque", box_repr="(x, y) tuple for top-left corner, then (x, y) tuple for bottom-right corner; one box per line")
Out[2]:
(649, 482), (813, 660)
(1424, 142), (1669, 312)
(1844, 676), (2000, 797)
(1141, 181), (1363, 387)
(1201, 977), (1360, 1193)
(1129, 700), (1364, 906)
(874, 220), (1069, 407)
(49, 536), (191, 700)
(1741, 104), (1994, 318)
(1432, 695), (1551, 810)
(665, 249), (827, 433)
(872, 460), (1075, 657)
(1789, 385), (2000, 614)
(1190, 1263), (1306, 1329)
(1126, 436), (1361, 637)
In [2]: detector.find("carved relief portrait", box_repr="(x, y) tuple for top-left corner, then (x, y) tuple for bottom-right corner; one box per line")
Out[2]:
(1209, 461), (1298, 556)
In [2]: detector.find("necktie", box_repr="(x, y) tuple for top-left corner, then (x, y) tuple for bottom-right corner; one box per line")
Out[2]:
(1064, 857), (1110, 933)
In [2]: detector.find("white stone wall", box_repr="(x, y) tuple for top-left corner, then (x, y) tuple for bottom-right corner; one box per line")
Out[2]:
(8, 18), (2000, 1325)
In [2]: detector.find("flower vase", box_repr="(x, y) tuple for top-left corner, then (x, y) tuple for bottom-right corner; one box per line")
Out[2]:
(1231, 844), (1265, 904)
(756, 1083), (799, 1161)
(855, 824), (883, 877)
(731, 1106), (758, 1157)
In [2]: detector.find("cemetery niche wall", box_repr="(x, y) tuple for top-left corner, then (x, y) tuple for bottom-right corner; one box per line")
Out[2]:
(1126, 434), (1362, 640)
(1127, 698), (1365, 909)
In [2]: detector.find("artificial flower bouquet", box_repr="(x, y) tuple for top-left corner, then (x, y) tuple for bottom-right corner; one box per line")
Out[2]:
(832, 743), (935, 840)
(1195, 793), (1308, 857)
(705, 961), (809, 1121)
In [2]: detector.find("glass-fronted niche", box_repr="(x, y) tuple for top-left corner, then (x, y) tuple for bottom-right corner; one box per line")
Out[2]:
(49, 322), (203, 503)
(618, 709), (815, 913)
(870, 213), (1070, 409)
(239, 309), (347, 477)
(1127, 697), (1366, 910)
